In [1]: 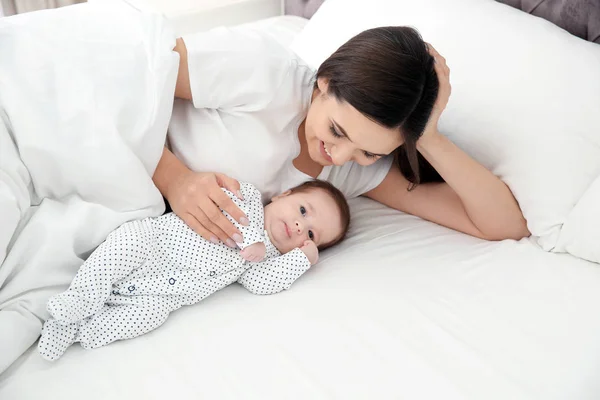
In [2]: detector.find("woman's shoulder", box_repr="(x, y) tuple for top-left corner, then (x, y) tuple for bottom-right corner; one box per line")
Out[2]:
(184, 23), (309, 70)
(232, 25), (315, 85)
(180, 23), (314, 112)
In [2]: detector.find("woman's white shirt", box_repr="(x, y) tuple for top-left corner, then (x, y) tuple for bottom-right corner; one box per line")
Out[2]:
(168, 25), (393, 203)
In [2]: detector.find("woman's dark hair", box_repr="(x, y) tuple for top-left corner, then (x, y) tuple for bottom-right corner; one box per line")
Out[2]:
(315, 26), (443, 188)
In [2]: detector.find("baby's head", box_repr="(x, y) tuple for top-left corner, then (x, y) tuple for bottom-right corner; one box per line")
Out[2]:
(264, 180), (350, 254)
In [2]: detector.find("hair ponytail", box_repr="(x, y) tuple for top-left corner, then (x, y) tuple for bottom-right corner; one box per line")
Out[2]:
(396, 55), (442, 188)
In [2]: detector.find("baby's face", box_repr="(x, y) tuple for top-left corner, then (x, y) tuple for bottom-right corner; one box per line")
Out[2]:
(264, 188), (343, 254)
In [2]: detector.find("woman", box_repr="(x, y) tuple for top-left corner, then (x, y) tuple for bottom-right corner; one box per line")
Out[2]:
(154, 25), (529, 248)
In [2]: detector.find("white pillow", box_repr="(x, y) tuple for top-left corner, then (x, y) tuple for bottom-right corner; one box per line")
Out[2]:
(290, 0), (600, 262)
(555, 176), (600, 263)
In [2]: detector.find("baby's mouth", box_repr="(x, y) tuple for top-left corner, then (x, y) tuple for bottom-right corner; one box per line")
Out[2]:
(284, 222), (291, 238)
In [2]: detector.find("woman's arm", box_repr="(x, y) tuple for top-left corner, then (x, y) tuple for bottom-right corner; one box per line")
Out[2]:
(173, 38), (192, 100)
(163, 39), (250, 245)
(365, 148), (529, 241)
(419, 133), (528, 240)
(153, 145), (190, 198)
(365, 44), (529, 241)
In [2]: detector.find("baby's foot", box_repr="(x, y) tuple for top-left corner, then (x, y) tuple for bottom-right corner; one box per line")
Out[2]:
(47, 291), (94, 323)
(38, 319), (79, 361)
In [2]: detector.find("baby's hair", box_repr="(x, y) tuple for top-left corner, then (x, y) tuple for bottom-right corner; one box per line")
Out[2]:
(288, 180), (350, 250)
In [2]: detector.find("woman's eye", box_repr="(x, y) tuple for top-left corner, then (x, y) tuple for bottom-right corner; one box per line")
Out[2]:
(363, 151), (379, 159)
(329, 125), (343, 138)
(308, 230), (314, 240)
(300, 206), (307, 216)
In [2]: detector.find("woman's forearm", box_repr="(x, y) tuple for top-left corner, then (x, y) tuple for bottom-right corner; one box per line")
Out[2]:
(417, 132), (529, 240)
(153, 147), (190, 200)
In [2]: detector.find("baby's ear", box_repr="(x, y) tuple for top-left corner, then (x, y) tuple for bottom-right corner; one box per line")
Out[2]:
(271, 190), (291, 202)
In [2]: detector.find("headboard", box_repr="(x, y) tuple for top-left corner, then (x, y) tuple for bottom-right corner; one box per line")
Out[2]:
(284, 0), (600, 44)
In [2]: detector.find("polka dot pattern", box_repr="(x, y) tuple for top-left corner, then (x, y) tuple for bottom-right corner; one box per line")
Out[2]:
(238, 248), (311, 295)
(38, 183), (311, 361)
(221, 183), (265, 250)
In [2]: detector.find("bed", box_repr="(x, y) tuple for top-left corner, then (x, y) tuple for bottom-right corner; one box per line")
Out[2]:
(3, 196), (600, 400)
(1, 0), (600, 399)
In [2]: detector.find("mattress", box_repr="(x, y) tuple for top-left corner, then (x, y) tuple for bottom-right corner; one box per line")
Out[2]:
(2, 15), (600, 400)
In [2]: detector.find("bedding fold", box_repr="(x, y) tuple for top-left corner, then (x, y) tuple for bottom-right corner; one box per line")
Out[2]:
(0, 0), (179, 374)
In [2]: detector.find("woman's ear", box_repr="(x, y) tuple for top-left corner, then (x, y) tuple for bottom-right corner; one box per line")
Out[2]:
(271, 190), (292, 202)
(316, 77), (329, 95)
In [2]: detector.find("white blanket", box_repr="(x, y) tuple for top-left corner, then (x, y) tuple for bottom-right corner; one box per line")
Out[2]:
(0, 0), (179, 373)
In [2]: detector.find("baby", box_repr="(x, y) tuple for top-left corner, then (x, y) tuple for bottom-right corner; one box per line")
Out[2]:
(38, 180), (350, 360)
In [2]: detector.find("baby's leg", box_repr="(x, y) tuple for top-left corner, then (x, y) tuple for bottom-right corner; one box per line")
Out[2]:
(39, 295), (173, 361)
(38, 319), (80, 361)
(76, 295), (172, 350)
(47, 219), (157, 323)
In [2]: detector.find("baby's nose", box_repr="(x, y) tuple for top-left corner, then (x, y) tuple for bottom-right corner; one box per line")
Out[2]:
(295, 221), (304, 234)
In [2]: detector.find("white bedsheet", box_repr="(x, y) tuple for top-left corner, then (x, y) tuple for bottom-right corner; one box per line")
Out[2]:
(2, 197), (600, 399)
(2, 12), (600, 400)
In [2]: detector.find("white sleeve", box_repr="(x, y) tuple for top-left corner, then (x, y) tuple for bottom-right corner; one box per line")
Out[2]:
(182, 26), (296, 110)
(237, 248), (311, 295)
(322, 155), (394, 199)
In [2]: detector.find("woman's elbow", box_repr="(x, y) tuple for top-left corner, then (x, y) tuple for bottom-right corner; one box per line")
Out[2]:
(480, 219), (531, 242)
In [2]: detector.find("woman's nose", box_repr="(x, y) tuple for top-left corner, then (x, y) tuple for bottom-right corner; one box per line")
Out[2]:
(332, 144), (353, 165)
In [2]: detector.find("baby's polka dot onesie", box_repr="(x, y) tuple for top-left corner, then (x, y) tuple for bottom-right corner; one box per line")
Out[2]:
(38, 183), (311, 361)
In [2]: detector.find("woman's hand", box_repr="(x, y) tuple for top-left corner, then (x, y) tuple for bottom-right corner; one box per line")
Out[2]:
(419, 43), (452, 143)
(167, 170), (249, 247)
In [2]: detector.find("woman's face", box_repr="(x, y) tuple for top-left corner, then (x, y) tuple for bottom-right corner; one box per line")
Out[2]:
(304, 78), (404, 167)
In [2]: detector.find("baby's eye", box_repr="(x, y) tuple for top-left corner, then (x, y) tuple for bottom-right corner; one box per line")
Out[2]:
(300, 206), (307, 216)
(308, 230), (314, 240)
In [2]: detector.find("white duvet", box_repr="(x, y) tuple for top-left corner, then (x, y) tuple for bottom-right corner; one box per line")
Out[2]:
(0, 0), (179, 373)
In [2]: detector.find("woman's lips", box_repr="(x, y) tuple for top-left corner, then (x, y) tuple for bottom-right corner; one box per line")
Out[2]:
(320, 140), (333, 163)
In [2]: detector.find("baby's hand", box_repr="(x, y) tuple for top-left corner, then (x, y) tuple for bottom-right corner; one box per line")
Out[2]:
(240, 242), (266, 263)
(300, 240), (319, 265)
